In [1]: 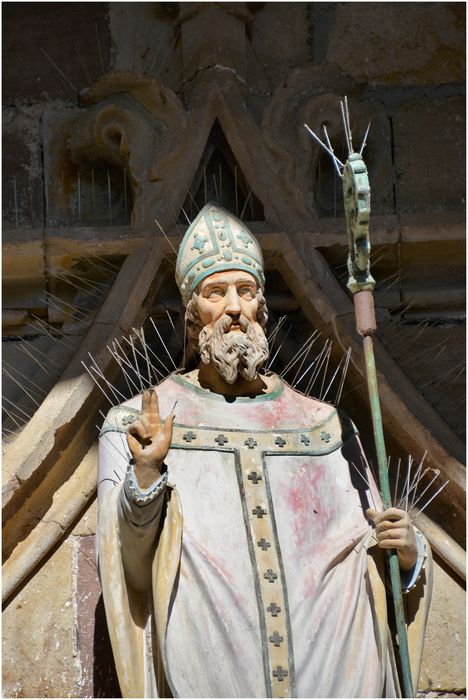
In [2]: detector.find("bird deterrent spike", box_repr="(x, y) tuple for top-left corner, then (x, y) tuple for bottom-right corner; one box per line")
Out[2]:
(185, 186), (200, 216)
(267, 315), (286, 346)
(112, 340), (145, 392)
(407, 451), (428, 509)
(279, 336), (306, 375)
(87, 353), (127, 403)
(89, 363), (127, 404)
(133, 326), (155, 387)
(180, 205), (191, 225)
(44, 296), (88, 326)
(3, 406), (24, 430)
(149, 319), (178, 370)
(17, 344), (50, 375)
(102, 410), (133, 460)
(322, 124), (343, 178)
(46, 291), (92, 318)
(53, 271), (103, 297)
(359, 120), (372, 155)
(98, 429), (129, 463)
(81, 361), (114, 406)
(20, 337), (63, 370)
(107, 169), (112, 225)
(182, 314), (188, 371)
(28, 315), (76, 351)
(86, 252), (120, 272)
(402, 455), (413, 511)
(77, 171), (81, 223)
(41, 49), (78, 93)
(165, 311), (184, 352)
(407, 469), (441, 512)
(304, 124), (344, 171)
(418, 358), (465, 389)
(267, 316), (292, 369)
(155, 25), (182, 80)
(13, 176), (19, 231)
(3, 360), (47, 396)
(401, 467), (432, 512)
(7, 401), (31, 424)
(107, 343), (134, 398)
(234, 165), (239, 216)
(94, 21), (105, 75)
(57, 266), (109, 291)
(212, 174), (219, 202)
(303, 341), (330, 395)
(125, 334), (148, 389)
(343, 96), (354, 154)
(80, 255), (117, 278)
(305, 340), (333, 396)
(267, 324), (293, 371)
(334, 347), (352, 406)
(281, 331), (320, 377)
(112, 337), (143, 383)
(284, 333), (318, 382)
(318, 344), (333, 400)
(129, 335), (150, 392)
(339, 100), (352, 156)
(125, 333), (166, 380)
(154, 218), (178, 258)
(3, 396), (33, 421)
(400, 337), (447, 368)
(391, 456), (402, 507)
(350, 462), (377, 510)
(291, 333), (320, 386)
(240, 188), (253, 220)
(411, 480), (449, 521)
(123, 169), (128, 216)
(321, 348), (348, 402)
(267, 315), (287, 344)
(75, 43), (91, 84)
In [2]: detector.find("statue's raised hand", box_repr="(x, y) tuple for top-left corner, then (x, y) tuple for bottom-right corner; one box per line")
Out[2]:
(126, 389), (175, 489)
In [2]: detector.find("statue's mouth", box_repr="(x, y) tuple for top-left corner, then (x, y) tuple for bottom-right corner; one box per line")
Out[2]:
(228, 321), (242, 332)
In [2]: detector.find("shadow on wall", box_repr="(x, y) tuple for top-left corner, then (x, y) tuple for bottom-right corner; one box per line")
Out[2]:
(93, 595), (122, 698)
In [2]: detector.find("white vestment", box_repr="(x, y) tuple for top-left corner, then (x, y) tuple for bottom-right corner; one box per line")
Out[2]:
(97, 373), (432, 698)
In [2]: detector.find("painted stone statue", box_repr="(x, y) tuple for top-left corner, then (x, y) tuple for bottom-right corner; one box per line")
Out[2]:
(97, 204), (432, 698)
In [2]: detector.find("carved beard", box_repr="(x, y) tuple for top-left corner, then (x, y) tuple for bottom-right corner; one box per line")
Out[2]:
(198, 314), (269, 385)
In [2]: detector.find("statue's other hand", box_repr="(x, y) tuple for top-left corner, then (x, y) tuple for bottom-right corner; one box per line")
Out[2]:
(127, 389), (175, 489)
(366, 507), (418, 571)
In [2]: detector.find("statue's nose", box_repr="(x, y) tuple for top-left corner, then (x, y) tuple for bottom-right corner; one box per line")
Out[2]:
(224, 288), (241, 315)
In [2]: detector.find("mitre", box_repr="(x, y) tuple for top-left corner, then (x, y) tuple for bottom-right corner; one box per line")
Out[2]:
(175, 203), (265, 305)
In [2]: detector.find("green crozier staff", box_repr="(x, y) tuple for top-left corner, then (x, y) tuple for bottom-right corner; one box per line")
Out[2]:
(342, 151), (414, 698)
(304, 100), (413, 696)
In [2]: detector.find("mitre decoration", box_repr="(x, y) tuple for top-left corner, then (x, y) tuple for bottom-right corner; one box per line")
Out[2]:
(175, 203), (265, 305)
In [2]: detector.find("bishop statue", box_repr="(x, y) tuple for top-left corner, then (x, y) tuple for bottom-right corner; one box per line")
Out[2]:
(97, 203), (432, 698)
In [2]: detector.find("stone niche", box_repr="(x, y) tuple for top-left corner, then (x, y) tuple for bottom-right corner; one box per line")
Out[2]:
(2, 2), (465, 697)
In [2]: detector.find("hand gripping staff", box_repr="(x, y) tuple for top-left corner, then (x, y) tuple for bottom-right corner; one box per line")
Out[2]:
(305, 99), (414, 698)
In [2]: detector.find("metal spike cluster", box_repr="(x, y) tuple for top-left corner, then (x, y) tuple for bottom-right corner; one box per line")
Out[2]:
(2, 256), (121, 441)
(304, 95), (371, 178)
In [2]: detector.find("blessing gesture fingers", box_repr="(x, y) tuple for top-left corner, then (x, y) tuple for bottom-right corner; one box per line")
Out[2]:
(366, 507), (418, 571)
(127, 389), (175, 488)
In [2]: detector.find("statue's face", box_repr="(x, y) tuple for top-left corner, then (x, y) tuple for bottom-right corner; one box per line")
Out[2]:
(193, 269), (269, 384)
(196, 270), (259, 331)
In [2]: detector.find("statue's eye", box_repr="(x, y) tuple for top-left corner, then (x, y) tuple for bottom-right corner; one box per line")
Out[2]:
(208, 288), (224, 298)
(239, 286), (255, 298)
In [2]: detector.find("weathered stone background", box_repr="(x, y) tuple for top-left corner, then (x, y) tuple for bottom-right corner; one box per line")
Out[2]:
(2, 2), (465, 697)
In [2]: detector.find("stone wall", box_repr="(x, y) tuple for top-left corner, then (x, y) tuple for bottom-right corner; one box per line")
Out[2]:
(2, 2), (465, 697)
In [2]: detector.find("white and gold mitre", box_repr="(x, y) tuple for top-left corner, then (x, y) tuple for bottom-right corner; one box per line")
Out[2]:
(175, 202), (265, 305)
